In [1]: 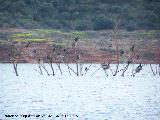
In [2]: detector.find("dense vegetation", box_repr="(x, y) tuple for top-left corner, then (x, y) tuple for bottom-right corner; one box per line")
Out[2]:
(0, 0), (160, 30)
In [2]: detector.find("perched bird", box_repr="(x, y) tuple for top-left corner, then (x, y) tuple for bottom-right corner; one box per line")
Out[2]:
(74, 36), (79, 42)
(47, 55), (50, 59)
(135, 63), (142, 73)
(119, 49), (125, 56)
(85, 67), (89, 71)
(56, 115), (59, 117)
(53, 48), (56, 51)
(109, 44), (112, 47)
(127, 60), (132, 64)
(101, 63), (110, 70)
(26, 42), (31, 47)
(33, 50), (37, 53)
(76, 55), (80, 60)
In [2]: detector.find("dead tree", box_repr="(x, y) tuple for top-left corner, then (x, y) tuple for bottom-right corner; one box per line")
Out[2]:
(120, 44), (136, 76)
(111, 15), (121, 76)
(71, 36), (81, 76)
(90, 62), (110, 77)
(41, 63), (50, 75)
(56, 55), (63, 75)
(37, 58), (43, 75)
(33, 49), (46, 75)
(46, 44), (65, 76)
(8, 42), (27, 76)
(33, 46), (52, 76)
(46, 55), (55, 76)
(121, 60), (132, 77)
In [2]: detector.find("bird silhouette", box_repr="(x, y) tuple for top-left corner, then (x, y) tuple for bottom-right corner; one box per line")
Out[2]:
(101, 63), (110, 70)
(119, 49), (125, 56)
(127, 60), (132, 64)
(47, 55), (50, 59)
(76, 55), (80, 60)
(74, 36), (79, 42)
(53, 48), (56, 51)
(109, 44), (112, 47)
(26, 42), (31, 47)
(85, 67), (89, 71)
(33, 50), (36, 53)
(135, 63), (142, 73)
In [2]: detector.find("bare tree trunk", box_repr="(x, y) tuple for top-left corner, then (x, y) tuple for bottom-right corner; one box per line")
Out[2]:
(113, 34), (119, 76)
(13, 62), (18, 76)
(49, 62), (55, 76)
(112, 16), (121, 76)
(37, 59), (43, 75)
(56, 63), (63, 75)
(76, 63), (79, 76)
(90, 66), (101, 77)
(121, 63), (130, 77)
(68, 65), (72, 75)
(159, 64), (160, 75)
(41, 64), (50, 75)
(150, 64), (156, 75)
(47, 57), (55, 76)
(65, 64), (77, 75)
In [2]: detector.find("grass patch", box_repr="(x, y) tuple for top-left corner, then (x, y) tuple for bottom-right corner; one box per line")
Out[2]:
(32, 29), (62, 34)
(14, 38), (48, 43)
(71, 31), (86, 38)
(12, 33), (32, 38)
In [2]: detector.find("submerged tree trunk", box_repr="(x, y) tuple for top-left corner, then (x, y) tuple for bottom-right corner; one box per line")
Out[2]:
(121, 63), (130, 77)
(57, 63), (63, 75)
(41, 64), (50, 75)
(113, 38), (119, 76)
(49, 62), (55, 76)
(13, 62), (18, 76)
(76, 63), (79, 76)
(150, 64), (156, 75)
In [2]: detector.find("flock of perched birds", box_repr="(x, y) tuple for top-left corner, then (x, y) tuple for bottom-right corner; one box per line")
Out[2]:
(12, 36), (143, 76)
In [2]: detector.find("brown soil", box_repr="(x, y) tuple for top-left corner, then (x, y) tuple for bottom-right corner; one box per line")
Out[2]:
(0, 41), (159, 64)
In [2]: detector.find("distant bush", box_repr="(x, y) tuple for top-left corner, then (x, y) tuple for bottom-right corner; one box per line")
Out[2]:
(75, 22), (87, 31)
(93, 17), (113, 30)
(0, 0), (160, 30)
(126, 22), (137, 32)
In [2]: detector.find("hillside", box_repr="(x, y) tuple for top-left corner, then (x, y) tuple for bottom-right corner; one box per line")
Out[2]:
(0, 29), (160, 63)
(0, 0), (160, 30)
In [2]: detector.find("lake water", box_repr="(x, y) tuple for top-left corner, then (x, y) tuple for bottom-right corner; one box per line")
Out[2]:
(0, 64), (160, 120)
